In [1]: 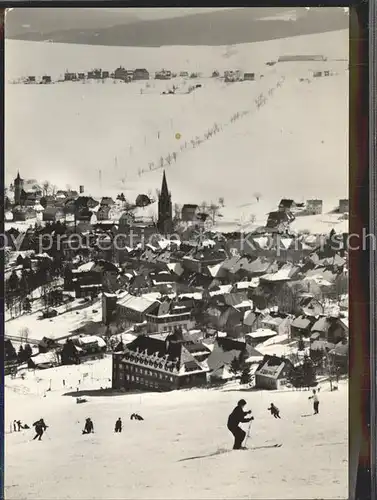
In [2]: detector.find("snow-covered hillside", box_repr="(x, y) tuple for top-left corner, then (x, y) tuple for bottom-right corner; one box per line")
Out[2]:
(6, 30), (348, 230)
(5, 375), (347, 499)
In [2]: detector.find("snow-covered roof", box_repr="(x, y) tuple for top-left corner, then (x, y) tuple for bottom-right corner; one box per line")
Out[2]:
(77, 335), (106, 348)
(74, 261), (95, 273)
(118, 293), (157, 313)
(246, 329), (277, 339)
(30, 351), (58, 366)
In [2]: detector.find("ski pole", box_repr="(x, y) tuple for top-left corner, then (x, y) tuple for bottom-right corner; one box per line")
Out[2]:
(244, 419), (252, 447)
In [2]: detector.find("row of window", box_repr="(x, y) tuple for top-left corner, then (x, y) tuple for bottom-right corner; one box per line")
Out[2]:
(124, 364), (174, 381)
(119, 372), (174, 387)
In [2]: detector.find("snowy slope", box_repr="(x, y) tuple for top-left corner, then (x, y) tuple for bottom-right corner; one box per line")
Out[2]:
(5, 377), (348, 499)
(6, 30), (348, 230)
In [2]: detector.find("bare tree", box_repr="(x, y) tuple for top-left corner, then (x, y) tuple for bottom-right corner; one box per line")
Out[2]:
(209, 203), (220, 224)
(19, 327), (30, 343)
(173, 203), (182, 220)
(42, 181), (51, 197)
(218, 197), (225, 207)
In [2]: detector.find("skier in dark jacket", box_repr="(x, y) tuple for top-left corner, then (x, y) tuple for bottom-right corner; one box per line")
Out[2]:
(114, 418), (122, 433)
(130, 413), (144, 421)
(33, 419), (48, 441)
(227, 399), (253, 450)
(82, 418), (94, 434)
(268, 403), (281, 419)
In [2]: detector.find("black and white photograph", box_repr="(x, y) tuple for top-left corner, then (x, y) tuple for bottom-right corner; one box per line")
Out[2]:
(5, 7), (349, 499)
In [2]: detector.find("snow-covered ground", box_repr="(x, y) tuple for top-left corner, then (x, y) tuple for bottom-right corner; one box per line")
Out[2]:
(5, 296), (103, 341)
(5, 370), (348, 499)
(6, 30), (348, 232)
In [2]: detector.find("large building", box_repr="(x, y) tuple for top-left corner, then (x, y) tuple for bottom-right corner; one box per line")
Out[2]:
(157, 170), (173, 235)
(112, 333), (208, 392)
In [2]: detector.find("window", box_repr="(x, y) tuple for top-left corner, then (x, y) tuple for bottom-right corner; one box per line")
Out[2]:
(131, 376), (135, 381)
(170, 377), (173, 382)
(126, 375), (130, 381)
(136, 376), (139, 382)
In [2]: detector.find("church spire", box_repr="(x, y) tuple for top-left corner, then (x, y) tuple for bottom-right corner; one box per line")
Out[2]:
(157, 170), (172, 235)
(161, 170), (169, 197)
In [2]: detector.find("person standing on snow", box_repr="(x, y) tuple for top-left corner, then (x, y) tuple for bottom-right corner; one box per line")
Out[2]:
(33, 418), (48, 441)
(227, 399), (253, 450)
(114, 418), (122, 433)
(309, 389), (320, 414)
(268, 403), (281, 419)
(82, 418), (94, 434)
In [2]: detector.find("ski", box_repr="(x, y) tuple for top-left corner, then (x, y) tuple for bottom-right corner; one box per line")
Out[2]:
(179, 444), (283, 461)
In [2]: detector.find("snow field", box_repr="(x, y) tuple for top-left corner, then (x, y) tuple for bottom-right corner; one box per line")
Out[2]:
(6, 30), (348, 223)
(5, 379), (348, 499)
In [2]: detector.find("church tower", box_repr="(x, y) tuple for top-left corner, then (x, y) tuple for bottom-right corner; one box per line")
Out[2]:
(157, 170), (173, 235)
(14, 171), (24, 206)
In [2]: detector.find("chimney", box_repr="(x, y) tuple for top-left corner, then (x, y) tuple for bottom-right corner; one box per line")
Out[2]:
(79, 185), (84, 194)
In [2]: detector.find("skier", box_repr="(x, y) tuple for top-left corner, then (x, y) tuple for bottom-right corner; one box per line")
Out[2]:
(16, 420), (24, 430)
(130, 413), (144, 421)
(227, 399), (253, 450)
(82, 418), (94, 434)
(268, 403), (281, 419)
(12, 420), (17, 432)
(32, 418), (48, 441)
(309, 389), (320, 414)
(114, 418), (122, 433)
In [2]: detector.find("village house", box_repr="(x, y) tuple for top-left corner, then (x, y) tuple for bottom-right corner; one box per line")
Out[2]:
(87, 69), (102, 79)
(338, 199), (349, 213)
(243, 72), (255, 81)
(206, 336), (261, 382)
(64, 72), (77, 81)
(133, 69), (150, 80)
(278, 199), (296, 212)
(310, 316), (348, 345)
(43, 207), (65, 223)
(78, 73), (86, 80)
(245, 328), (278, 347)
(116, 293), (159, 325)
(12, 206), (36, 221)
(328, 340), (348, 374)
(297, 294), (324, 317)
(68, 260), (118, 298)
(266, 211), (295, 232)
(112, 334), (208, 392)
(181, 204), (200, 223)
(71, 335), (107, 360)
(260, 313), (292, 336)
(96, 205), (111, 221)
(27, 351), (60, 370)
(145, 297), (195, 334)
(26, 76), (36, 83)
(155, 69), (172, 80)
(254, 354), (294, 390)
(290, 315), (315, 338)
(42, 75), (52, 84)
(243, 310), (263, 333)
(306, 199), (323, 215)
